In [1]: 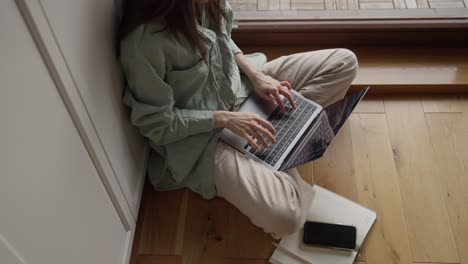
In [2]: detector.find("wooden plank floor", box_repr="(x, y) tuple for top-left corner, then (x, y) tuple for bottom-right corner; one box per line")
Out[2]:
(130, 94), (468, 264)
(229, 0), (467, 11)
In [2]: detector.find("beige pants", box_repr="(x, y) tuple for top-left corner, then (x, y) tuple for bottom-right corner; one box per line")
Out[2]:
(214, 49), (358, 238)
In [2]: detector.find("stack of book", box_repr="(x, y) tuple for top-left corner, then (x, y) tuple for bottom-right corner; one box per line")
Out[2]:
(270, 185), (377, 264)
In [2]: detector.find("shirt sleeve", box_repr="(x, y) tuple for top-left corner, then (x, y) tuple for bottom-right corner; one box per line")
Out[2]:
(121, 41), (214, 146)
(224, 0), (242, 55)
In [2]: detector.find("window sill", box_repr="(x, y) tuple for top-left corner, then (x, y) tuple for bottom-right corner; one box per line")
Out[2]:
(231, 17), (468, 46)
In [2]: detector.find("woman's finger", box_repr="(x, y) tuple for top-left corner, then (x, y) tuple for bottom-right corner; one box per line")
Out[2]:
(272, 90), (285, 112)
(252, 122), (276, 144)
(247, 128), (269, 148)
(242, 132), (260, 150)
(256, 118), (276, 136)
(280, 80), (292, 90)
(278, 87), (297, 109)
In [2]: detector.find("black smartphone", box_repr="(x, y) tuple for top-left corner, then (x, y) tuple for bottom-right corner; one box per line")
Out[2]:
(303, 221), (357, 250)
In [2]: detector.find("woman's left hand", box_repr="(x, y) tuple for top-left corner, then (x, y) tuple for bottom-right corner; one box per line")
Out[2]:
(253, 73), (297, 112)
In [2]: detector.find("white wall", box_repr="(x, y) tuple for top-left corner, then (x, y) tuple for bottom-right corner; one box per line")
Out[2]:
(0, 0), (143, 263)
(38, 0), (147, 219)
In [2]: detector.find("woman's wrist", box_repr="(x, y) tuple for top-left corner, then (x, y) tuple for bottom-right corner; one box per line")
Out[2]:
(213, 111), (230, 129)
(249, 71), (269, 91)
(250, 70), (265, 87)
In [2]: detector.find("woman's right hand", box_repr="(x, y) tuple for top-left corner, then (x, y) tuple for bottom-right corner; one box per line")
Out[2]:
(214, 111), (276, 150)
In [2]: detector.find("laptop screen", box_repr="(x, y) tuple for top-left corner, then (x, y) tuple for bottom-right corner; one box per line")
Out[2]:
(324, 87), (369, 135)
(279, 87), (369, 171)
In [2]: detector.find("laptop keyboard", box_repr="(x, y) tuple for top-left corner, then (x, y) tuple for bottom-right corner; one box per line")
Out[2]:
(244, 92), (317, 167)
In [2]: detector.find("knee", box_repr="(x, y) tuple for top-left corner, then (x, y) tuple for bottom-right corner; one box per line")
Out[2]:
(335, 48), (358, 78)
(272, 204), (305, 236)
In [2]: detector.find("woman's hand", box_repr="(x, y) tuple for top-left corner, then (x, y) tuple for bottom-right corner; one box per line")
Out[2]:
(214, 111), (276, 150)
(253, 73), (297, 112)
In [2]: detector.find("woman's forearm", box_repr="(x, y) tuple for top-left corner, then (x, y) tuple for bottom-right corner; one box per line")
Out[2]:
(233, 52), (296, 111)
(234, 52), (264, 85)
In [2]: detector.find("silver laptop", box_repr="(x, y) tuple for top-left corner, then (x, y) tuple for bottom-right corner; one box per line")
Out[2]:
(220, 87), (369, 171)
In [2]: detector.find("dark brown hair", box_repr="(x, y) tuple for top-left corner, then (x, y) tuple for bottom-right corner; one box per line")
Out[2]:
(119, 0), (227, 59)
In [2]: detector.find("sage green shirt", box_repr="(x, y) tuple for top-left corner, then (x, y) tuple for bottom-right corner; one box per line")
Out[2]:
(120, 0), (267, 199)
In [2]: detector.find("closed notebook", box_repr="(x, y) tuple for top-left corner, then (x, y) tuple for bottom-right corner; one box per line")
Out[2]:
(269, 185), (377, 264)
